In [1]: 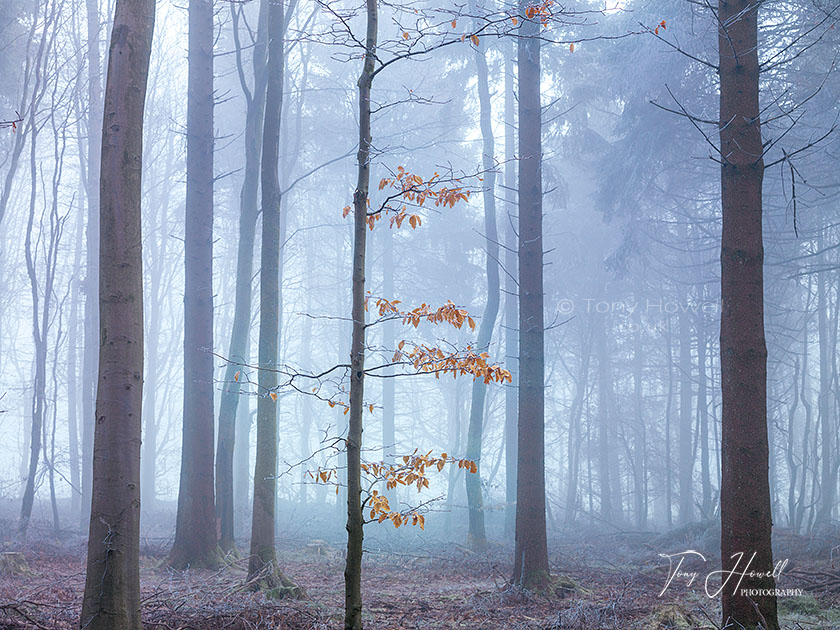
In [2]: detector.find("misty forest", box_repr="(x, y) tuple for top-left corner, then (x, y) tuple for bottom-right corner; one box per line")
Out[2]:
(1, 0), (840, 628)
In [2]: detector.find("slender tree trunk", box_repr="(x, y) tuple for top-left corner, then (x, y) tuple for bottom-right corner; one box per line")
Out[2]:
(513, 5), (549, 589)
(464, 11), (500, 550)
(596, 323), (613, 524)
(632, 292), (646, 529)
(697, 311), (712, 519)
(79, 0), (153, 625)
(786, 354), (800, 529)
(234, 368), (252, 522)
(718, 1), (779, 626)
(815, 266), (835, 524)
(169, 0), (219, 569)
(246, 0), (299, 597)
(141, 281), (160, 513)
(67, 191), (84, 519)
(503, 51), (518, 539)
(345, 0), (376, 624)
(81, 0), (102, 531)
(19, 89), (46, 537)
(565, 328), (591, 526)
(216, 0), (268, 552)
(663, 312), (674, 528)
(678, 306), (693, 524)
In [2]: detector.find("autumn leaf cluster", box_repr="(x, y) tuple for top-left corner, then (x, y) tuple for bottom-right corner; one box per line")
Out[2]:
(371, 297), (477, 331)
(310, 451), (477, 530)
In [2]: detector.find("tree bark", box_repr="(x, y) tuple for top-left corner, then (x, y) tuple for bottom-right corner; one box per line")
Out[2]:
(81, 0), (102, 532)
(678, 305), (693, 524)
(216, 0), (268, 552)
(246, 0), (299, 598)
(344, 0), (376, 625)
(79, 0), (153, 625)
(503, 51), (518, 540)
(513, 5), (549, 589)
(697, 310), (712, 519)
(464, 9), (500, 550)
(596, 322), (613, 524)
(632, 291), (646, 529)
(815, 266), (835, 524)
(718, 1), (779, 627)
(169, 0), (219, 569)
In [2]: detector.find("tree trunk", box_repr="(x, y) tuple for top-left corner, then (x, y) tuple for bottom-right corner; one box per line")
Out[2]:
(664, 310), (674, 528)
(503, 51), (518, 540)
(344, 0), (376, 625)
(815, 266), (835, 524)
(169, 0), (219, 569)
(565, 328), (591, 526)
(79, 0), (153, 625)
(697, 310), (712, 518)
(81, 0), (102, 532)
(597, 323), (613, 524)
(718, 1), (779, 627)
(632, 291), (646, 529)
(19, 80), (46, 537)
(67, 185), (84, 520)
(464, 11), (500, 551)
(216, 0), (268, 552)
(678, 305), (693, 524)
(513, 4), (549, 589)
(246, 0), (299, 597)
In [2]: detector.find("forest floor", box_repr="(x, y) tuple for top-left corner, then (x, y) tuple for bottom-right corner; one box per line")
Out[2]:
(0, 522), (838, 629)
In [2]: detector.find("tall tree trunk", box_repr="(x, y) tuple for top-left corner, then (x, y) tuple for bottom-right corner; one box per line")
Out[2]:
(79, 0), (153, 625)
(678, 306), (693, 524)
(596, 323), (613, 524)
(67, 183), (85, 519)
(697, 311), (712, 518)
(141, 133), (175, 517)
(234, 367), (252, 523)
(786, 355), (800, 529)
(565, 328), (591, 526)
(718, 0), (779, 627)
(344, 0), (376, 625)
(81, 0), (102, 532)
(216, 0), (268, 552)
(664, 309), (674, 528)
(632, 292), (646, 529)
(815, 266), (835, 524)
(503, 51), (518, 540)
(19, 81), (46, 537)
(169, 0), (218, 569)
(464, 11), (500, 550)
(247, 0), (299, 597)
(513, 3), (549, 589)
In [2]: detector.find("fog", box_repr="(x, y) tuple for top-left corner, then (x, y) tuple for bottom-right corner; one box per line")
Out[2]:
(0, 0), (838, 628)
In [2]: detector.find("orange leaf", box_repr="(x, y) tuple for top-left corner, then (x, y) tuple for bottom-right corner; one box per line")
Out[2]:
(402, 31), (410, 39)
(569, 43), (575, 53)
(233, 371), (240, 382)
(470, 34), (480, 46)
(451, 19), (457, 28)
(270, 392), (278, 402)
(343, 205), (351, 218)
